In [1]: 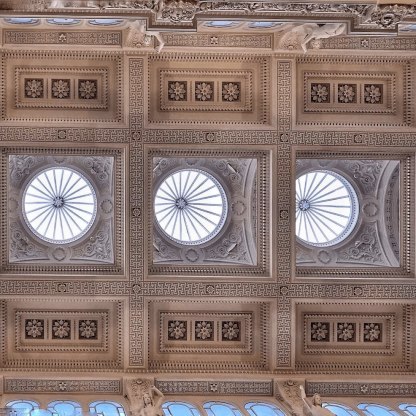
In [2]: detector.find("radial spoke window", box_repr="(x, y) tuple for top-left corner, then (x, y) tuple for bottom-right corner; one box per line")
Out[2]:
(23, 167), (97, 244)
(295, 170), (359, 247)
(155, 169), (228, 245)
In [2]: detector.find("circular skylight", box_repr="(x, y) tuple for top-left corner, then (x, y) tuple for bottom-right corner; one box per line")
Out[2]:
(154, 169), (228, 245)
(295, 170), (359, 247)
(23, 168), (97, 244)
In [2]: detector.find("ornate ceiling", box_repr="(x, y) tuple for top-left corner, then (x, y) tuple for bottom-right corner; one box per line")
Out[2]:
(0, 0), (416, 410)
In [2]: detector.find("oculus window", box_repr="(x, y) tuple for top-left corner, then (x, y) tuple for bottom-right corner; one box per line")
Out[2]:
(23, 167), (97, 244)
(155, 169), (228, 245)
(296, 170), (359, 247)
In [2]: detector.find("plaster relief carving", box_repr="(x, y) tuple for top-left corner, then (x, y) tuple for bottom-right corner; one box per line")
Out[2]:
(300, 385), (335, 416)
(276, 23), (346, 53)
(274, 380), (304, 416)
(125, 379), (164, 416)
(125, 20), (165, 52)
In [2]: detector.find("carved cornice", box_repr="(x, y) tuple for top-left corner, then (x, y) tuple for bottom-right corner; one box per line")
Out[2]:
(4, 1), (416, 32)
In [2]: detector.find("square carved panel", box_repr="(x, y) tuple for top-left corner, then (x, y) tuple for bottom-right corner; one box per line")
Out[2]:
(295, 151), (413, 279)
(295, 301), (413, 373)
(147, 299), (271, 372)
(3, 51), (124, 125)
(146, 147), (271, 278)
(1, 298), (124, 370)
(147, 54), (272, 128)
(296, 57), (410, 128)
(1, 146), (126, 276)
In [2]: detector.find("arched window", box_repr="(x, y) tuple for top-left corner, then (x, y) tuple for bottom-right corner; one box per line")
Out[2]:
(357, 404), (400, 416)
(323, 402), (359, 416)
(89, 401), (126, 416)
(162, 401), (201, 416)
(48, 401), (82, 416)
(7, 401), (41, 416)
(204, 401), (243, 416)
(245, 402), (286, 416)
(399, 404), (416, 416)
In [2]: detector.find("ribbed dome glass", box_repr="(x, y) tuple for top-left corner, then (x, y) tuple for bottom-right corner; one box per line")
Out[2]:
(296, 170), (359, 247)
(155, 169), (228, 245)
(23, 168), (97, 244)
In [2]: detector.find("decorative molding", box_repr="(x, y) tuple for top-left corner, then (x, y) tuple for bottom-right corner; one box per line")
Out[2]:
(16, 67), (106, 110)
(306, 381), (416, 396)
(155, 379), (273, 395)
(159, 312), (252, 353)
(295, 302), (413, 373)
(164, 33), (272, 48)
(128, 57), (145, 368)
(5, 378), (122, 393)
(4, 30), (123, 46)
(320, 36), (416, 51)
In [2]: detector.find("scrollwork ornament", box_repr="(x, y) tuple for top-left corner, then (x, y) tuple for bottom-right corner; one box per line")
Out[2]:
(10, 223), (48, 261)
(9, 155), (37, 185)
(72, 223), (113, 262)
(366, 4), (414, 28)
(83, 156), (113, 186)
(339, 224), (384, 265)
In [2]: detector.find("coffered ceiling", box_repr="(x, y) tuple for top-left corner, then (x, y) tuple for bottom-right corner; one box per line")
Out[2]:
(0, 0), (415, 405)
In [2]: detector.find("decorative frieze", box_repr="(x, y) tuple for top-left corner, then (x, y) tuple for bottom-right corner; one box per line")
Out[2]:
(17, 69), (106, 109)
(155, 380), (273, 395)
(4, 30), (122, 46)
(306, 381), (416, 396)
(5, 378), (121, 393)
(163, 33), (272, 49)
(304, 313), (392, 352)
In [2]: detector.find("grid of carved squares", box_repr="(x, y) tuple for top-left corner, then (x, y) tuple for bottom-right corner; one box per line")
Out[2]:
(310, 321), (382, 343)
(168, 319), (241, 342)
(167, 81), (241, 103)
(24, 78), (98, 100)
(24, 318), (98, 340)
(310, 83), (383, 105)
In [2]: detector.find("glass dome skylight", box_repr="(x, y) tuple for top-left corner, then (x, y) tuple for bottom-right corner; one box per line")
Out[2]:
(295, 170), (359, 247)
(23, 168), (97, 244)
(154, 169), (228, 245)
